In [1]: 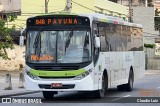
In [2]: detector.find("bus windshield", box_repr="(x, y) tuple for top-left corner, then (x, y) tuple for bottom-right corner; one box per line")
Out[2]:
(26, 30), (92, 63)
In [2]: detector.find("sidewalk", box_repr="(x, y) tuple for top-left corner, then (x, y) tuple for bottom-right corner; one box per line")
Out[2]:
(0, 70), (160, 97)
(0, 71), (38, 97)
(145, 70), (160, 75)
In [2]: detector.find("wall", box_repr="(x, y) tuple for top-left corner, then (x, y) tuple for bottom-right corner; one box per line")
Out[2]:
(0, 45), (25, 71)
(94, 0), (128, 17)
(132, 7), (159, 43)
(0, 0), (21, 12)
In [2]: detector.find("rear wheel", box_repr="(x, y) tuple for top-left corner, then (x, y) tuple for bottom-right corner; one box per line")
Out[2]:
(117, 84), (126, 91)
(125, 72), (134, 91)
(42, 91), (57, 99)
(93, 74), (107, 98)
(117, 70), (134, 92)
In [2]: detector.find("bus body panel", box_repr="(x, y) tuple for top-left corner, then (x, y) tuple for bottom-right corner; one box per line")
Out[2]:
(99, 51), (145, 88)
(25, 73), (96, 91)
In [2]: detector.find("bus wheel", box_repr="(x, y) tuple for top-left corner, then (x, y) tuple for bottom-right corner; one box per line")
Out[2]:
(42, 91), (57, 99)
(117, 84), (125, 91)
(125, 72), (134, 91)
(94, 74), (106, 98)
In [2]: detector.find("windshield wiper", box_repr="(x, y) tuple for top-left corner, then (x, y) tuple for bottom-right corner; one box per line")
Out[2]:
(33, 29), (41, 55)
(65, 31), (73, 51)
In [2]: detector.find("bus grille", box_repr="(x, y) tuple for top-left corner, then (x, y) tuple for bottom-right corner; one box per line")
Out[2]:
(38, 84), (75, 89)
(39, 76), (75, 79)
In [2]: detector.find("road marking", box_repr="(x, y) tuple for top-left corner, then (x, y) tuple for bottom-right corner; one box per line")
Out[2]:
(112, 95), (131, 101)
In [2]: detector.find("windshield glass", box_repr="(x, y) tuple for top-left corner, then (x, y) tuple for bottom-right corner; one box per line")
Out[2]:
(26, 30), (92, 63)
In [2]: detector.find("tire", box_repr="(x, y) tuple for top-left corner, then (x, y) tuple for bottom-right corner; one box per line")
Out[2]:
(117, 84), (126, 91)
(93, 74), (107, 98)
(125, 72), (134, 91)
(42, 91), (57, 99)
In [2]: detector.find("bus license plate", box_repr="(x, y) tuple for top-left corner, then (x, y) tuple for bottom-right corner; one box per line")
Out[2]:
(51, 83), (62, 87)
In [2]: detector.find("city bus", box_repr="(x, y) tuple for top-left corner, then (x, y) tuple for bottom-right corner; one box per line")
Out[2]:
(25, 13), (145, 99)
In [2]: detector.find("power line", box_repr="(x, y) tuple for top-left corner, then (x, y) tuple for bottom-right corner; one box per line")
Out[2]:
(71, 0), (99, 13)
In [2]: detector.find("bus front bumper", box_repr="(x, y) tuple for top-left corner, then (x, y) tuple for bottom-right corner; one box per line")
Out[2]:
(25, 74), (96, 91)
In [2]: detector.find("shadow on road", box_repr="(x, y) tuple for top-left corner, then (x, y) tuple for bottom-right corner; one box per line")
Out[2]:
(42, 88), (140, 103)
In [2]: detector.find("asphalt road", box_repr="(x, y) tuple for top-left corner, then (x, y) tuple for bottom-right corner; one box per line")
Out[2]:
(1, 74), (160, 106)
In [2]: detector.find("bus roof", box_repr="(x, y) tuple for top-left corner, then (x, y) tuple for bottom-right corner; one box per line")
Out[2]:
(80, 13), (142, 28)
(28, 12), (142, 28)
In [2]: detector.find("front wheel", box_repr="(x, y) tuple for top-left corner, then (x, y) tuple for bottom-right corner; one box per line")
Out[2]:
(42, 91), (57, 99)
(93, 74), (107, 98)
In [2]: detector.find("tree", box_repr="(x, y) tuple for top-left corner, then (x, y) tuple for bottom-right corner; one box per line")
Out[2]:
(0, 14), (17, 60)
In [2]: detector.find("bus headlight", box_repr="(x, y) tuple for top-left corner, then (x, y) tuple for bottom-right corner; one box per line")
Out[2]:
(74, 69), (92, 80)
(25, 65), (39, 80)
(25, 65), (31, 72)
(26, 71), (39, 80)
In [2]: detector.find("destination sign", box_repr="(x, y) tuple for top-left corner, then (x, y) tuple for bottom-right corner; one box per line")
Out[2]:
(35, 18), (78, 25)
(27, 16), (90, 27)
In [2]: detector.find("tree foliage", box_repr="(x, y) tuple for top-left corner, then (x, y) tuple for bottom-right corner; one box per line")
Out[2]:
(0, 14), (17, 60)
(144, 43), (155, 49)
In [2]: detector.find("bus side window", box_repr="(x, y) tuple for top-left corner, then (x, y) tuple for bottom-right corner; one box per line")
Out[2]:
(93, 22), (100, 65)
(108, 24), (114, 51)
(99, 23), (109, 52)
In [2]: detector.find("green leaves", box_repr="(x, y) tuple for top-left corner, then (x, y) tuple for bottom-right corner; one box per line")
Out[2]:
(7, 14), (17, 22)
(0, 15), (16, 60)
(144, 43), (155, 49)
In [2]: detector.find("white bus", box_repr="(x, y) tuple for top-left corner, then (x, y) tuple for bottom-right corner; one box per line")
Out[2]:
(25, 13), (145, 99)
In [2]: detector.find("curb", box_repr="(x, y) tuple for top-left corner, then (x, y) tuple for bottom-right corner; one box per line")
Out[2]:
(145, 73), (160, 75)
(0, 91), (40, 98)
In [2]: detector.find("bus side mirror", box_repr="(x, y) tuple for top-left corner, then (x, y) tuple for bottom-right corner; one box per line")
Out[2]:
(19, 28), (25, 46)
(94, 28), (98, 35)
(19, 36), (24, 46)
(94, 36), (100, 48)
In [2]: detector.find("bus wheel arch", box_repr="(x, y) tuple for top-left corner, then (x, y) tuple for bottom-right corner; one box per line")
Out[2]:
(117, 67), (134, 91)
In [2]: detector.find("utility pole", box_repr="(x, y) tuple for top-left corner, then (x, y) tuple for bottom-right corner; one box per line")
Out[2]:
(65, 0), (72, 12)
(129, 0), (132, 22)
(45, 0), (49, 13)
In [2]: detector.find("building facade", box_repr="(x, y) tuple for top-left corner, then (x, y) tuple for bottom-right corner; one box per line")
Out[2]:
(0, 0), (21, 19)
(7, 0), (129, 29)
